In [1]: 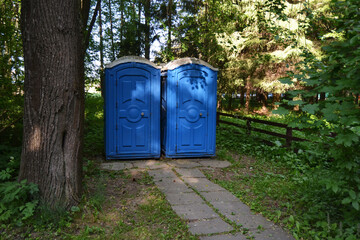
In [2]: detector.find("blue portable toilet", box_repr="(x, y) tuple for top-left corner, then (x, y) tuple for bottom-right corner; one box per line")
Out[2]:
(105, 56), (161, 159)
(161, 58), (218, 158)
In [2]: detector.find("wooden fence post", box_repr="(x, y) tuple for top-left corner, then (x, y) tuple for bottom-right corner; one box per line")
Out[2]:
(286, 127), (292, 147)
(247, 119), (251, 135)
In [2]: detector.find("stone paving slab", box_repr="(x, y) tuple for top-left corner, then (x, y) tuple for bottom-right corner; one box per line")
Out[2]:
(148, 169), (178, 180)
(154, 178), (193, 194)
(199, 233), (247, 240)
(101, 162), (133, 170)
(201, 191), (240, 203)
(188, 218), (233, 235)
(212, 200), (270, 230)
(227, 213), (274, 231)
(183, 177), (226, 192)
(211, 201), (253, 217)
(175, 168), (206, 178)
(165, 192), (204, 205)
(250, 228), (295, 240)
(196, 160), (232, 168)
(167, 159), (202, 168)
(171, 203), (219, 220)
(133, 160), (169, 169)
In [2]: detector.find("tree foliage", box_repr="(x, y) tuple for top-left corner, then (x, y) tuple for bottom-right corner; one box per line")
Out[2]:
(0, 0), (23, 144)
(276, 0), (360, 227)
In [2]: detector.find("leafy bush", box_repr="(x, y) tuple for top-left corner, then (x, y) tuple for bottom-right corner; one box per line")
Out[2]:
(217, 124), (360, 239)
(0, 168), (39, 225)
(273, 0), (360, 232)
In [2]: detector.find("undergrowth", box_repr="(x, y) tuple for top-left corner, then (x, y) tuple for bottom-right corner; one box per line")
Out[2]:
(216, 124), (360, 240)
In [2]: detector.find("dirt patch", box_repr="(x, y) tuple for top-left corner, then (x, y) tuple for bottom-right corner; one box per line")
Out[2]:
(72, 170), (156, 232)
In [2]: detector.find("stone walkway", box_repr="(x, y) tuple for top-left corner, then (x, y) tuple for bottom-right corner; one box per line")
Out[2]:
(101, 159), (294, 240)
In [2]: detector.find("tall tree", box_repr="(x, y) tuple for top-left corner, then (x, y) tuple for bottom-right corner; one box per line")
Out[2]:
(19, 0), (98, 208)
(144, 0), (151, 59)
(99, 1), (105, 96)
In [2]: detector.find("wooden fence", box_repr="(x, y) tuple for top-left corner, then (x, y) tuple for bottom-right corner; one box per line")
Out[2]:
(216, 112), (307, 147)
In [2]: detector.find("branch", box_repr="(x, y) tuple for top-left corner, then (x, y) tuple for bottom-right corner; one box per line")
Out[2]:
(0, 115), (22, 134)
(84, 0), (101, 52)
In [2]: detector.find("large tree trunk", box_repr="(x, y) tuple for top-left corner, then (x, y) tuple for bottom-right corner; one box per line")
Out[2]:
(19, 0), (84, 209)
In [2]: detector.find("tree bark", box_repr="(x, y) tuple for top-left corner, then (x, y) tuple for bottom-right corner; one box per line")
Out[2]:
(108, 0), (115, 61)
(20, 0), (84, 209)
(240, 86), (245, 107)
(245, 79), (252, 113)
(227, 94), (232, 110)
(144, 0), (151, 59)
(137, 0), (142, 56)
(319, 92), (326, 101)
(99, 3), (105, 97)
(166, 0), (172, 60)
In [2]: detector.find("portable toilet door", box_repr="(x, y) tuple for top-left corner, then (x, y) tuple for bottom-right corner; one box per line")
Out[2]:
(161, 58), (218, 158)
(105, 56), (161, 159)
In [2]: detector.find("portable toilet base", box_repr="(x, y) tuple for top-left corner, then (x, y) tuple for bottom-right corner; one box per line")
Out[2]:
(105, 56), (161, 160)
(161, 58), (218, 158)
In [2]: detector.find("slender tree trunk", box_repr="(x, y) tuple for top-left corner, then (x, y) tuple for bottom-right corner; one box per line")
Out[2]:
(84, 0), (101, 51)
(217, 98), (222, 110)
(203, 0), (209, 61)
(167, 0), (172, 60)
(120, 0), (124, 56)
(273, 93), (280, 109)
(240, 86), (245, 107)
(262, 91), (268, 107)
(137, 0), (142, 55)
(20, 0), (84, 208)
(99, 4), (105, 97)
(227, 94), (232, 110)
(108, 0), (115, 61)
(320, 92), (325, 101)
(245, 79), (252, 113)
(144, 0), (151, 59)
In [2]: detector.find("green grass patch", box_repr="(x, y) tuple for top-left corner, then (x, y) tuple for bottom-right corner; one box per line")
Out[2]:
(215, 125), (360, 240)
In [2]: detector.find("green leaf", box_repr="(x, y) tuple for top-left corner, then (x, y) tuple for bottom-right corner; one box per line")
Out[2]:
(302, 104), (319, 115)
(274, 141), (282, 147)
(332, 185), (339, 193)
(342, 197), (352, 204)
(288, 100), (304, 106)
(349, 190), (356, 200)
(335, 133), (359, 147)
(280, 77), (293, 85)
(289, 215), (295, 224)
(352, 201), (359, 211)
(272, 107), (289, 115)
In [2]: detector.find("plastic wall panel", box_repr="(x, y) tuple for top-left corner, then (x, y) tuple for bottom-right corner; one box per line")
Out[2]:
(105, 59), (160, 159)
(161, 61), (218, 158)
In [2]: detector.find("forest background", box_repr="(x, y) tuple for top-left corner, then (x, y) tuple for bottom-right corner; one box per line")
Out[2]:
(1, 0), (359, 239)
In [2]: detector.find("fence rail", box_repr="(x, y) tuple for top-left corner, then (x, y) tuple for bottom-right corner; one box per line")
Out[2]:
(216, 112), (307, 147)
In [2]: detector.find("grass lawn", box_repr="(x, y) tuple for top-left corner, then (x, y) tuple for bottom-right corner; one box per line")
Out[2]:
(1, 166), (198, 240)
